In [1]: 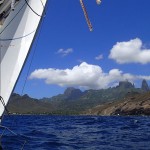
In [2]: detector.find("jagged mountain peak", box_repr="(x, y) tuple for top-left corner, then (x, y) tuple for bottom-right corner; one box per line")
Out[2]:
(141, 79), (149, 92)
(64, 87), (83, 99)
(117, 80), (134, 89)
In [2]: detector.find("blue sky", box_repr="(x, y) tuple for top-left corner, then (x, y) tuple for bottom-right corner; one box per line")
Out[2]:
(15, 0), (150, 98)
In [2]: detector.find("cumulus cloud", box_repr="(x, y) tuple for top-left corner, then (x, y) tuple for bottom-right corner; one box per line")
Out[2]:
(95, 54), (103, 60)
(109, 38), (150, 64)
(57, 48), (73, 56)
(29, 62), (150, 89)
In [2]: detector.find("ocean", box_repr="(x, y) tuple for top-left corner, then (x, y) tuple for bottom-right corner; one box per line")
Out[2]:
(1, 115), (150, 150)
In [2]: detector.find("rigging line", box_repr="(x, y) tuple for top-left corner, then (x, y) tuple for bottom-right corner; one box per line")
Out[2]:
(40, 0), (47, 17)
(0, 30), (35, 41)
(0, 125), (27, 149)
(0, 98), (28, 149)
(21, 7), (47, 96)
(0, 99), (27, 148)
(79, 0), (93, 31)
(25, 0), (46, 17)
(0, 96), (9, 124)
(0, 96), (10, 115)
(0, 2), (26, 117)
(40, 0), (44, 8)
(0, 98), (27, 148)
(0, 2), (26, 35)
(20, 0), (49, 96)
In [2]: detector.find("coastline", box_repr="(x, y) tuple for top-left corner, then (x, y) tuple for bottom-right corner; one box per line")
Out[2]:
(4, 113), (150, 117)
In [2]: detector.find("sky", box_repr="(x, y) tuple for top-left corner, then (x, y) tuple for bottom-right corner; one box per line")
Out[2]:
(14, 0), (150, 98)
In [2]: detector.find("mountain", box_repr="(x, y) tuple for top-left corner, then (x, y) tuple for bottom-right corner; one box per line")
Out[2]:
(85, 92), (150, 116)
(44, 80), (142, 110)
(117, 80), (134, 89)
(7, 80), (149, 115)
(7, 93), (53, 114)
(141, 79), (150, 92)
(64, 87), (83, 100)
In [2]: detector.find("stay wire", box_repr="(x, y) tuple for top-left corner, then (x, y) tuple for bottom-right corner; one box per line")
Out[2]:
(0, 125), (27, 149)
(21, 2), (48, 96)
(0, 1), (47, 149)
(0, 97), (28, 150)
(6, 1), (48, 142)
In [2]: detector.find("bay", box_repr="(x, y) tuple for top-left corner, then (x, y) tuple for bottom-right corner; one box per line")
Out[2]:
(1, 115), (150, 150)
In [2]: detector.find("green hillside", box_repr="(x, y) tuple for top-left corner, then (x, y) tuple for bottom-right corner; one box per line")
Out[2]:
(7, 80), (149, 115)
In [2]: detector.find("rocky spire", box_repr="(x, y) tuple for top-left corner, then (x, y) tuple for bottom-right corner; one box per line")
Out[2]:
(141, 79), (149, 92)
(118, 80), (134, 89)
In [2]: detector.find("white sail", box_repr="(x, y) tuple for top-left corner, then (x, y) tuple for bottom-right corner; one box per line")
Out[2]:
(0, 0), (47, 118)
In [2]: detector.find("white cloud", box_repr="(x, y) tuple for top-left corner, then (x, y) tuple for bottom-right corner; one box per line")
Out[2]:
(95, 54), (103, 60)
(57, 48), (73, 56)
(109, 38), (150, 64)
(29, 62), (150, 89)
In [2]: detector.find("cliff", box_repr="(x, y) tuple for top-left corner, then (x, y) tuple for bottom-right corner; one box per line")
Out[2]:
(85, 92), (150, 116)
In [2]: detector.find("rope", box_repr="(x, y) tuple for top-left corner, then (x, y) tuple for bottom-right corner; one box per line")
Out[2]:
(0, 30), (35, 41)
(40, 0), (45, 8)
(0, 96), (10, 115)
(0, 96), (27, 149)
(79, 0), (93, 31)
(0, 125), (27, 150)
(0, 97), (27, 149)
(0, 1), (48, 149)
(25, 0), (46, 17)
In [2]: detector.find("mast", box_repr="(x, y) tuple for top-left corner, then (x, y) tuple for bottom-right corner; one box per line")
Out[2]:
(0, 0), (47, 120)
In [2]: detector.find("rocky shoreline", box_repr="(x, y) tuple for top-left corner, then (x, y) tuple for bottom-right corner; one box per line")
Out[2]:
(85, 92), (150, 116)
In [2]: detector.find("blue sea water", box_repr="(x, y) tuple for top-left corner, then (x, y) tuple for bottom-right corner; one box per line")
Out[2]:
(1, 115), (150, 150)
